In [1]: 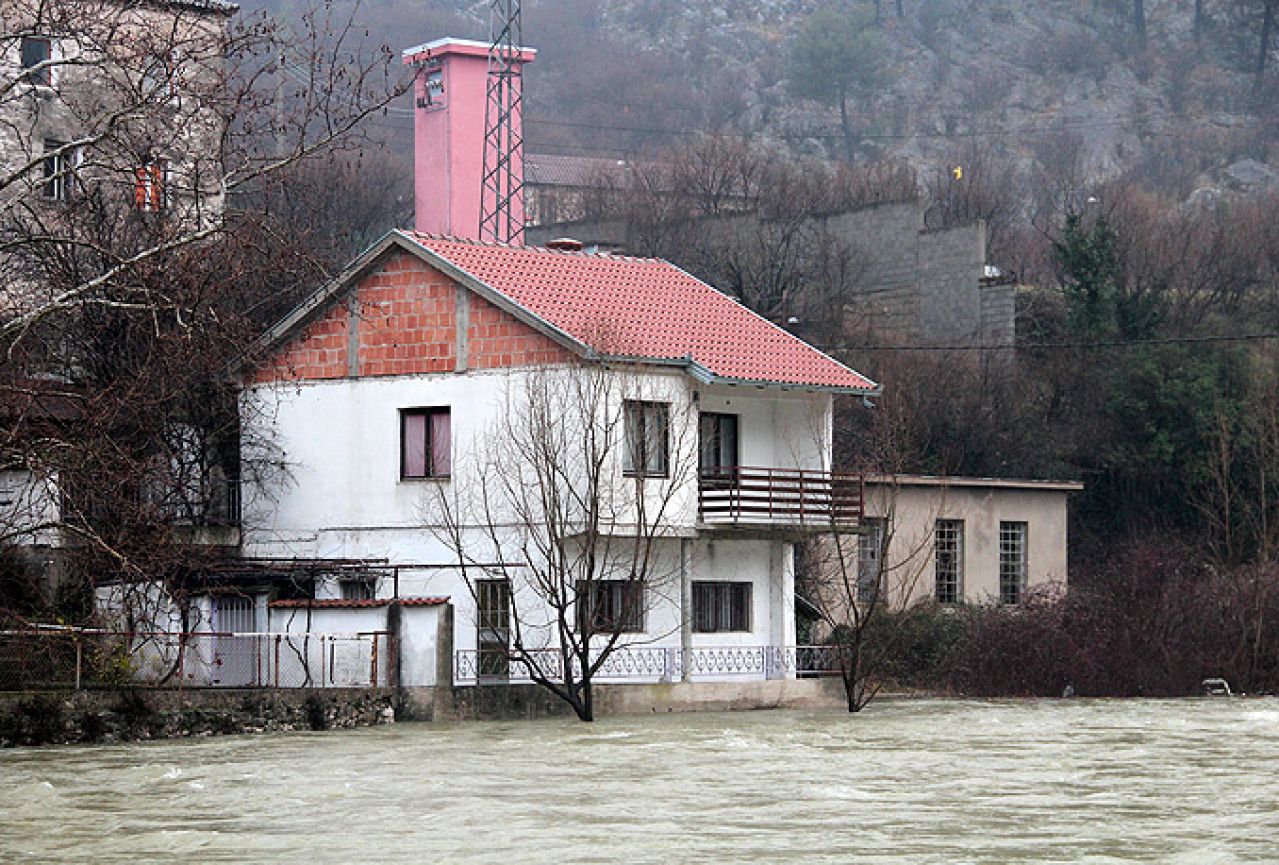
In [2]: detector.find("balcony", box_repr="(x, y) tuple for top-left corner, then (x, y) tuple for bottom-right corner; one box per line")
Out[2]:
(698, 467), (863, 531)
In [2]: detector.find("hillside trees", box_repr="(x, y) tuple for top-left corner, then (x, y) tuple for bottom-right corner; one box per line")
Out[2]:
(786, 4), (892, 163)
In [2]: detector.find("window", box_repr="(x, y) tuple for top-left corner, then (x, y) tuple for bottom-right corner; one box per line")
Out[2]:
(21, 36), (52, 87)
(476, 578), (510, 678)
(134, 159), (169, 212)
(41, 140), (77, 201)
(698, 412), (738, 477)
(141, 53), (180, 102)
(340, 577), (375, 601)
(1000, 521), (1028, 605)
(857, 517), (887, 603)
(400, 407), (451, 479)
(692, 581), (751, 633)
(623, 400), (668, 477)
(935, 519), (964, 604)
(576, 580), (643, 634)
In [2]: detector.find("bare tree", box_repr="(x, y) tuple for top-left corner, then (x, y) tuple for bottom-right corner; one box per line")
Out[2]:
(0, 0), (405, 620)
(428, 362), (696, 722)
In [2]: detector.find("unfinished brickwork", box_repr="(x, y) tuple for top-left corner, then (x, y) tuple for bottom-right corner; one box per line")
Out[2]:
(253, 250), (574, 384)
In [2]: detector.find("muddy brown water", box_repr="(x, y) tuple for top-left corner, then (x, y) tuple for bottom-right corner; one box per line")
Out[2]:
(1, 698), (1276, 863)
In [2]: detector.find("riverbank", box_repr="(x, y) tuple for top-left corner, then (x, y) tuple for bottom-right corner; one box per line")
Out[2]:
(1, 678), (857, 747)
(0, 688), (397, 747)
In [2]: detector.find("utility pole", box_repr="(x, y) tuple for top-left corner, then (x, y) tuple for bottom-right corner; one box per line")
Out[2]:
(480, 0), (525, 244)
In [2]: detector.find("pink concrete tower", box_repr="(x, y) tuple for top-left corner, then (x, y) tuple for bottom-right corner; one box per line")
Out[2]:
(402, 38), (536, 242)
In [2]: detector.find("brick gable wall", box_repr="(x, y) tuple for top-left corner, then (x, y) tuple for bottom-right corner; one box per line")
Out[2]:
(252, 250), (574, 384)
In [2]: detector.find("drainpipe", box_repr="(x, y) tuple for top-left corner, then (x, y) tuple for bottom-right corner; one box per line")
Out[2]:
(680, 538), (692, 683)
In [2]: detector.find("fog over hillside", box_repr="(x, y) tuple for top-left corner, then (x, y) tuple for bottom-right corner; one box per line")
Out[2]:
(239, 0), (1279, 198)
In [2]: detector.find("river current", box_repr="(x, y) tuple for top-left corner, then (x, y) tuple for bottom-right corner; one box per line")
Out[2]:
(1, 698), (1276, 863)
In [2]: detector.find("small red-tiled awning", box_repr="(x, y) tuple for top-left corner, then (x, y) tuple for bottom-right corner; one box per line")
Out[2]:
(268, 596), (449, 610)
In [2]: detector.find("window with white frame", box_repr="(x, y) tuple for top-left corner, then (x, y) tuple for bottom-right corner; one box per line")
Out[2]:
(857, 517), (887, 603)
(935, 519), (964, 604)
(623, 400), (668, 478)
(400, 407), (451, 479)
(20, 36), (53, 87)
(692, 581), (751, 633)
(41, 140), (78, 201)
(134, 159), (170, 212)
(999, 521), (1028, 604)
(576, 579), (643, 634)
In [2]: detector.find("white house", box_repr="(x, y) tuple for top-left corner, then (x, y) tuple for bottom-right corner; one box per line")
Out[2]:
(237, 227), (878, 689)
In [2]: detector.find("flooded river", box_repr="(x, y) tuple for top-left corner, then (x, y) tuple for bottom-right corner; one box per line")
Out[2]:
(2, 698), (1276, 863)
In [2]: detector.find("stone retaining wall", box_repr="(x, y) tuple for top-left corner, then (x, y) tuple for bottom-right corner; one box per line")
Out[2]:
(0, 688), (396, 748)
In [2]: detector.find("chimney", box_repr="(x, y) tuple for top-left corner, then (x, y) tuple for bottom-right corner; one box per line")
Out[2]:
(402, 38), (536, 241)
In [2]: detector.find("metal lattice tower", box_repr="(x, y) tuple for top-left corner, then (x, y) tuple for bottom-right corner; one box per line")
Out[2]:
(479, 0), (524, 244)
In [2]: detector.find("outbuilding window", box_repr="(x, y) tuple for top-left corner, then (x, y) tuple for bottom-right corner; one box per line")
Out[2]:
(935, 519), (964, 604)
(400, 407), (451, 479)
(858, 517), (887, 603)
(999, 521), (1028, 605)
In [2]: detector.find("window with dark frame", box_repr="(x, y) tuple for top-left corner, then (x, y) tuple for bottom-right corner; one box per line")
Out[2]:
(692, 581), (751, 633)
(857, 517), (887, 603)
(21, 36), (52, 87)
(400, 407), (451, 479)
(340, 577), (375, 601)
(999, 521), (1028, 605)
(698, 412), (739, 477)
(935, 519), (964, 604)
(576, 580), (644, 634)
(623, 400), (669, 477)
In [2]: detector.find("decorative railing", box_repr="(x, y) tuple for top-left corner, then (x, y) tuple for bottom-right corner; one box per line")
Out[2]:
(698, 467), (863, 528)
(454, 645), (846, 685)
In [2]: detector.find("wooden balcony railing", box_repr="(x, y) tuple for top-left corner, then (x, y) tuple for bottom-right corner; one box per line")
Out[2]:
(698, 467), (863, 529)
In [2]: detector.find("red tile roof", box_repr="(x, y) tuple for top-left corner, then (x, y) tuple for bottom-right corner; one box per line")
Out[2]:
(408, 233), (876, 392)
(268, 596), (449, 610)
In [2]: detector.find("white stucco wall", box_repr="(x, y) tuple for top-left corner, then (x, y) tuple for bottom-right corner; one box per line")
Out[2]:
(240, 364), (831, 681)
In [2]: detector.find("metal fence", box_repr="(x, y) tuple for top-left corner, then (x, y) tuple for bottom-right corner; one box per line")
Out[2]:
(454, 644), (847, 685)
(0, 628), (393, 691)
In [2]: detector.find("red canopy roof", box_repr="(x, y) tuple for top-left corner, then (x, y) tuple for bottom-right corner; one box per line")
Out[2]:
(408, 233), (876, 392)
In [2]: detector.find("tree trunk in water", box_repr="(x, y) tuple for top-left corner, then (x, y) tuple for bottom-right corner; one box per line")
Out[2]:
(1133, 0), (1147, 51)
(1194, 0), (1205, 49)
(896, 0), (904, 18)
(838, 92), (856, 164)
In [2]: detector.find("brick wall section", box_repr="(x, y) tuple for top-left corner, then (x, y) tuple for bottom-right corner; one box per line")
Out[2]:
(356, 253), (456, 376)
(253, 250), (574, 383)
(468, 294), (575, 368)
(252, 301), (350, 383)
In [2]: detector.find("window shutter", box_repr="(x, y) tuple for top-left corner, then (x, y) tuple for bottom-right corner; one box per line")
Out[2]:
(402, 412), (427, 477)
(430, 410), (451, 476)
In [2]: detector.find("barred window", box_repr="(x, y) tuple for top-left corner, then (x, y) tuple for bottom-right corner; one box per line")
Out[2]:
(340, 578), (375, 601)
(935, 519), (964, 604)
(999, 521), (1028, 605)
(576, 580), (644, 634)
(692, 581), (751, 633)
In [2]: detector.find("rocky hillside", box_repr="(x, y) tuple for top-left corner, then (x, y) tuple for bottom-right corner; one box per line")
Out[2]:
(248, 0), (1279, 198)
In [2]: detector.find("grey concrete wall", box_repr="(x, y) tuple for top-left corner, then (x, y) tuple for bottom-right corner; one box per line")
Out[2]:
(528, 201), (1009, 349)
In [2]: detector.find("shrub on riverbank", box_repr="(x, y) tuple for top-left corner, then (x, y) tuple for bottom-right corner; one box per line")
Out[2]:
(867, 543), (1279, 698)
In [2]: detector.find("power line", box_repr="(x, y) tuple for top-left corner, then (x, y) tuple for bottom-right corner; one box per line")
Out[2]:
(829, 332), (1279, 354)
